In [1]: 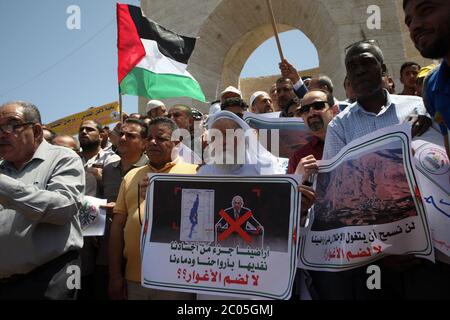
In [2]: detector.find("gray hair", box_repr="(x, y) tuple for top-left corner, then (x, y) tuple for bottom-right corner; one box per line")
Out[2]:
(232, 195), (244, 206)
(1, 100), (42, 124)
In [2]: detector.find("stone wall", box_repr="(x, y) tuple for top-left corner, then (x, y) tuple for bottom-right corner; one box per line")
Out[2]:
(138, 0), (434, 114)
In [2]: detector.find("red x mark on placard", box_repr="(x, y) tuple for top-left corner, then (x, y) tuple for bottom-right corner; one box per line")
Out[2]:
(218, 209), (253, 244)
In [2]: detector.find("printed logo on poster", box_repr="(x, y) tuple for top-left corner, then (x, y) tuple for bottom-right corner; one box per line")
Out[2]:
(418, 147), (450, 175)
(79, 200), (99, 230)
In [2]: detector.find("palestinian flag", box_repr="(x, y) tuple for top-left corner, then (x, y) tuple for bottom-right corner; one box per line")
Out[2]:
(117, 3), (206, 102)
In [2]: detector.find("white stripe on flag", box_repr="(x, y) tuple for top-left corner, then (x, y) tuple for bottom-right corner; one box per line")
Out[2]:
(136, 39), (195, 79)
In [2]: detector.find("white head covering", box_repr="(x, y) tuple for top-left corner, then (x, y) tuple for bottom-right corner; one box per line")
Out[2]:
(208, 101), (222, 116)
(249, 91), (268, 107)
(198, 111), (284, 175)
(220, 86), (242, 99)
(145, 100), (165, 113)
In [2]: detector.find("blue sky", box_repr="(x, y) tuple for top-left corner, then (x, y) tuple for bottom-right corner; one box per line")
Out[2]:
(0, 0), (318, 124)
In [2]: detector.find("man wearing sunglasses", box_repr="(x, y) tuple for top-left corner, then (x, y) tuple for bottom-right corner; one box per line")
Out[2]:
(303, 41), (432, 300)
(0, 101), (85, 299)
(287, 89), (338, 175)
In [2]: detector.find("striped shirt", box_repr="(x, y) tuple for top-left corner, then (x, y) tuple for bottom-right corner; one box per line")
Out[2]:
(323, 90), (428, 160)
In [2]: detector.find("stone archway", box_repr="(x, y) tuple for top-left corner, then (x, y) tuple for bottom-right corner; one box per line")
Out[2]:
(140, 0), (433, 113)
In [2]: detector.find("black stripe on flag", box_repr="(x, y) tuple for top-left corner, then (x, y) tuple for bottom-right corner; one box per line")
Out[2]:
(128, 5), (196, 65)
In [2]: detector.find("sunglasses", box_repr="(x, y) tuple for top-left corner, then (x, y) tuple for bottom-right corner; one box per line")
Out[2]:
(297, 101), (328, 115)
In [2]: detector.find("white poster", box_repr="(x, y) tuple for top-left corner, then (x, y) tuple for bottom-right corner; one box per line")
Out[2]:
(299, 124), (434, 271)
(79, 196), (107, 237)
(141, 174), (300, 299)
(412, 127), (450, 256)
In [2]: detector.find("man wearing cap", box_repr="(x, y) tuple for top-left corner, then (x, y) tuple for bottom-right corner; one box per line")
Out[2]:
(220, 86), (242, 103)
(220, 97), (248, 118)
(145, 100), (167, 119)
(404, 0), (450, 159)
(249, 91), (274, 114)
(416, 64), (437, 97)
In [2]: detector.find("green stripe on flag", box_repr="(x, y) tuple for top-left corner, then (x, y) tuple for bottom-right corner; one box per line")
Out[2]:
(120, 67), (206, 102)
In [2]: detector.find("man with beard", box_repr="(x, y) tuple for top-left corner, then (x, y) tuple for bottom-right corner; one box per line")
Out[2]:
(298, 41), (432, 300)
(287, 89), (338, 175)
(249, 91), (274, 114)
(77, 120), (119, 299)
(275, 77), (301, 117)
(404, 0), (450, 298)
(404, 0), (450, 159)
(78, 120), (120, 198)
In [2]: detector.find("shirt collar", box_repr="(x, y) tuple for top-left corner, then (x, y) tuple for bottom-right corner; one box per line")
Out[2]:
(147, 157), (180, 172)
(0, 139), (48, 171)
(355, 89), (393, 116)
(112, 153), (149, 168)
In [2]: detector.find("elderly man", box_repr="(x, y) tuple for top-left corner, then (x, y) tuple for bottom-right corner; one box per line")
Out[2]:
(145, 100), (167, 119)
(219, 86), (242, 103)
(249, 91), (274, 114)
(0, 101), (84, 299)
(404, 0), (450, 159)
(108, 117), (197, 300)
(220, 97), (248, 118)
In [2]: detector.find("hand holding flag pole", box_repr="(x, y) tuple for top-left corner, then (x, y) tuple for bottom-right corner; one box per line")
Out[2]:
(266, 0), (284, 62)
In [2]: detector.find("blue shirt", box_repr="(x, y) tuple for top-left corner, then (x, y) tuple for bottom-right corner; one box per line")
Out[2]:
(323, 90), (428, 159)
(425, 62), (450, 136)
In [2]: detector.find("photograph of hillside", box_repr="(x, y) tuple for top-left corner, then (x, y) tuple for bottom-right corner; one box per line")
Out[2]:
(312, 148), (417, 231)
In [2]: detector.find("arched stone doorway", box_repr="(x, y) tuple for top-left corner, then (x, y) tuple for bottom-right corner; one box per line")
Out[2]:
(139, 0), (433, 113)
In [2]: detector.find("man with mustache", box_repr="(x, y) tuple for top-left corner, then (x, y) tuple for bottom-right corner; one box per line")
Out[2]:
(404, 0), (450, 159)
(249, 91), (274, 114)
(297, 41), (432, 300)
(108, 117), (197, 300)
(0, 101), (84, 299)
(287, 89), (338, 175)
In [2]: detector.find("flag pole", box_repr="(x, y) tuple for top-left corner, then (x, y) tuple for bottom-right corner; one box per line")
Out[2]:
(266, 0), (285, 62)
(119, 92), (123, 123)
